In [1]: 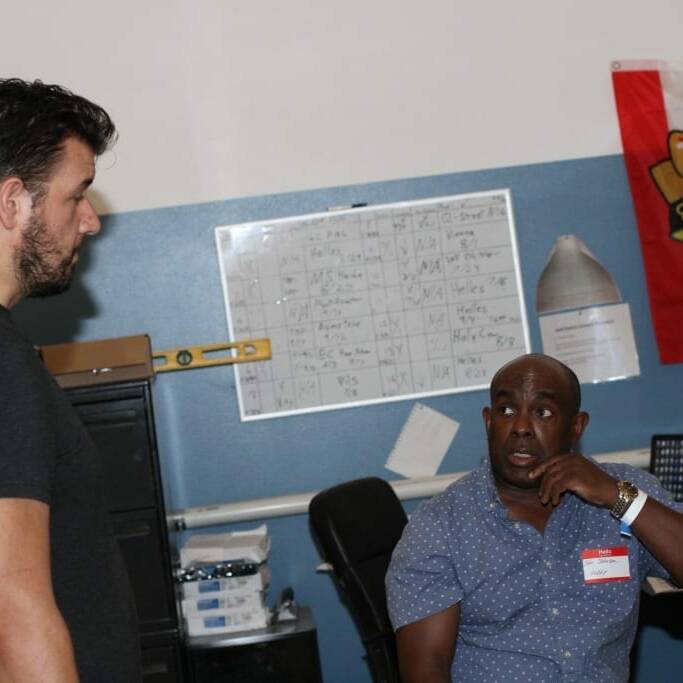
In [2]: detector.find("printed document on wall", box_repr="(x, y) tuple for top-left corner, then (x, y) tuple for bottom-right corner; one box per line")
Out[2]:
(385, 402), (459, 478)
(539, 303), (640, 383)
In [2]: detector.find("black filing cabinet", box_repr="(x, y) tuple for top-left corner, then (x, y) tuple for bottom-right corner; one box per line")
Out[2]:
(186, 607), (323, 683)
(68, 380), (185, 683)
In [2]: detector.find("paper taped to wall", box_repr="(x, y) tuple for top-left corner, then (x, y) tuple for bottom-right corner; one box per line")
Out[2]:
(385, 402), (459, 478)
(539, 303), (640, 383)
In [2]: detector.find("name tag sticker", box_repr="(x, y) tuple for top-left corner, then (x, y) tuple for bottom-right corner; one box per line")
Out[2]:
(581, 546), (630, 584)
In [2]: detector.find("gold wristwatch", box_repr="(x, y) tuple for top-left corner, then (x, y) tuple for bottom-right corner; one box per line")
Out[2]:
(610, 480), (639, 519)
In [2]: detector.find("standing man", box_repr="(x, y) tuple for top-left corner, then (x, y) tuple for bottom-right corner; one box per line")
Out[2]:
(387, 353), (683, 682)
(0, 79), (141, 681)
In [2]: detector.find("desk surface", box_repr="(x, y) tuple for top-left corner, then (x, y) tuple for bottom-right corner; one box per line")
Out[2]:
(186, 606), (315, 649)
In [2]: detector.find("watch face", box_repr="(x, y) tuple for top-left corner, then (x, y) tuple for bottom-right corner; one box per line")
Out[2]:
(611, 481), (639, 519)
(622, 481), (638, 499)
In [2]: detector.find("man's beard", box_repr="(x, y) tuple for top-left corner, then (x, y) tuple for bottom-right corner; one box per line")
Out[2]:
(14, 214), (76, 299)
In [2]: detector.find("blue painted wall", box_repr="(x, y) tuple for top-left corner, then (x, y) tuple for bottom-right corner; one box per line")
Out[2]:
(15, 155), (683, 682)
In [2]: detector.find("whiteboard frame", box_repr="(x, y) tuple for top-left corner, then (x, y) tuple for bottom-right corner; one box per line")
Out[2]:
(215, 188), (531, 421)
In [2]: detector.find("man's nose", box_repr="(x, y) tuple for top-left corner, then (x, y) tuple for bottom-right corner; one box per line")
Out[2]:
(79, 198), (101, 236)
(512, 411), (532, 436)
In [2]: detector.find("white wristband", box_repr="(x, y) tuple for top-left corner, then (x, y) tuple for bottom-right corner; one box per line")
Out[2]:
(620, 490), (648, 526)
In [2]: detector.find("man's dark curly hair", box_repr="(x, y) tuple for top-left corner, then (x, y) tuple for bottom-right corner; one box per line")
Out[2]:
(0, 78), (116, 199)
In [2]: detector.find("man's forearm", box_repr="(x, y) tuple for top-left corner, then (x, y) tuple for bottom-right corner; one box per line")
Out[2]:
(0, 608), (79, 682)
(0, 500), (79, 681)
(395, 605), (459, 683)
(399, 660), (451, 683)
(631, 497), (683, 585)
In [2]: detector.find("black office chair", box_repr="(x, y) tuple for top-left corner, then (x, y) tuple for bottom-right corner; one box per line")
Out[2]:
(309, 477), (408, 683)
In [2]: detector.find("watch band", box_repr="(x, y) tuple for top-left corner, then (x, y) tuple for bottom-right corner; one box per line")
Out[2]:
(610, 480), (639, 519)
(620, 489), (648, 526)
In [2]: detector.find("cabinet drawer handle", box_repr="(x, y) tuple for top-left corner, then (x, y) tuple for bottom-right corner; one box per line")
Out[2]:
(142, 663), (169, 674)
(116, 524), (152, 539)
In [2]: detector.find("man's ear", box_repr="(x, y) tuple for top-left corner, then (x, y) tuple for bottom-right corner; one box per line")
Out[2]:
(0, 177), (29, 231)
(571, 410), (590, 445)
(482, 406), (492, 436)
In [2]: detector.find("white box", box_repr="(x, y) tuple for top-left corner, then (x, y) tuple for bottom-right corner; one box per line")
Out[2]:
(180, 525), (270, 566)
(184, 607), (269, 637)
(182, 591), (263, 616)
(181, 566), (270, 599)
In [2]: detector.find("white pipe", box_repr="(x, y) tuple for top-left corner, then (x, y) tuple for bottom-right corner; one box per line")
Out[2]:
(168, 447), (651, 530)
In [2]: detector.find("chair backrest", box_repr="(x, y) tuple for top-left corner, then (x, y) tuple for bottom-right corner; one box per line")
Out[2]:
(651, 434), (683, 501)
(309, 477), (408, 683)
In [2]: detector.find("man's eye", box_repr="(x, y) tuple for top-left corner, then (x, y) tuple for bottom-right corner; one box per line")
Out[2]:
(537, 408), (553, 418)
(501, 406), (515, 416)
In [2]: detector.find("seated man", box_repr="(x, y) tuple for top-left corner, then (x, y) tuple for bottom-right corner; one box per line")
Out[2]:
(386, 353), (683, 683)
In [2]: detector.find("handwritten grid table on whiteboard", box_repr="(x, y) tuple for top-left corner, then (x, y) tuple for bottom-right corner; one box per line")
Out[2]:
(215, 190), (530, 421)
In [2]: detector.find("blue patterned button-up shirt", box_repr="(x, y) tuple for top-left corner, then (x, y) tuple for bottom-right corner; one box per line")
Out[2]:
(386, 459), (682, 682)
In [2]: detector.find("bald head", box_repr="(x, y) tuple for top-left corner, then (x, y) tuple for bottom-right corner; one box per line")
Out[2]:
(490, 354), (581, 415)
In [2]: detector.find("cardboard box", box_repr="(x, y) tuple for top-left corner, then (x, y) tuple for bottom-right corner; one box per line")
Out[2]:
(39, 335), (153, 388)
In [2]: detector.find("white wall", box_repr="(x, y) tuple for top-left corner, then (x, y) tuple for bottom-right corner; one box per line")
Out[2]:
(3, 1), (682, 213)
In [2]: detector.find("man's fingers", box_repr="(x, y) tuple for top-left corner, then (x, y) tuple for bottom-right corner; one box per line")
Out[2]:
(532, 456), (619, 508)
(528, 453), (574, 480)
(536, 461), (574, 505)
(540, 473), (559, 505)
(528, 458), (556, 480)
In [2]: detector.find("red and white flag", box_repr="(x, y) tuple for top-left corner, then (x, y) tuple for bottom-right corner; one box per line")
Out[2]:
(612, 60), (683, 364)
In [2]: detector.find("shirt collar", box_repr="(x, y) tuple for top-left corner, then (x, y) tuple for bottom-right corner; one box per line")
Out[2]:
(477, 456), (577, 520)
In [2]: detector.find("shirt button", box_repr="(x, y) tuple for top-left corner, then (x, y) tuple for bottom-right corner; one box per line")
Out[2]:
(489, 503), (496, 510)
(514, 522), (521, 530)
(545, 560), (553, 568)
(563, 650), (572, 658)
(551, 608), (560, 616)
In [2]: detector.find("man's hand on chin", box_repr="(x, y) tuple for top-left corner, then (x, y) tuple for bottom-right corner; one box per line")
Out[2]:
(528, 454), (618, 508)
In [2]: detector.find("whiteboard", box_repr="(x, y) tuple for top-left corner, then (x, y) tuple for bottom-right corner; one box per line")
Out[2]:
(215, 190), (530, 421)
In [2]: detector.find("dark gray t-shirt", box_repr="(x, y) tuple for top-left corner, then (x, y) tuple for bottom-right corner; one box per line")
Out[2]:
(0, 306), (141, 682)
